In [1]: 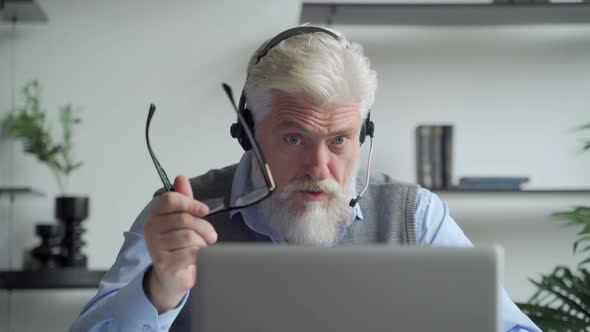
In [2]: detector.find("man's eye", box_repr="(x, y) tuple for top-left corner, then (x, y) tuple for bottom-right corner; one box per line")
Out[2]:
(286, 135), (301, 145)
(333, 136), (347, 145)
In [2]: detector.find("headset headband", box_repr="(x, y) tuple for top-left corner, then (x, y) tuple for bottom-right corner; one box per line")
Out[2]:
(231, 26), (373, 151)
(255, 27), (340, 65)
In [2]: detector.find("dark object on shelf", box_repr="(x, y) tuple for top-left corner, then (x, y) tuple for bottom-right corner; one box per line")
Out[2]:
(23, 223), (63, 270)
(415, 124), (453, 190)
(0, 0), (48, 23)
(457, 176), (530, 190)
(0, 186), (44, 199)
(300, 2), (590, 26)
(56, 196), (89, 268)
(0, 269), (106, 290)
(441, 126), (453, 189)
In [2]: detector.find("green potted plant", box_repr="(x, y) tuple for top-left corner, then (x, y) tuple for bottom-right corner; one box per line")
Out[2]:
(2, 80), (88, 267)
(517, 123), (590, 331)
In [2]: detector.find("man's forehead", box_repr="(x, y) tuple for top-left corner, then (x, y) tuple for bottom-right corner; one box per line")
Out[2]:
(271, 90), (354, 109)
(270, 91), (360, 119)
(269, 109), (362, 136)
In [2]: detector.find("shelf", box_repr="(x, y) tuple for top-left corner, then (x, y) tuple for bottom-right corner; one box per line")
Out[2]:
(0, 0), (48, 23)
(300, 2), (590, 26)
(0, 187), (45, 198)
(433, 188), (590, 193)
(0, 269), (106, 290)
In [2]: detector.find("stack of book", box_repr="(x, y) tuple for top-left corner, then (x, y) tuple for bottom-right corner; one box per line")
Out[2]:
(415, 125), (530, 191)
(457, 177), (529, 190)
(415, 125), (453, 189)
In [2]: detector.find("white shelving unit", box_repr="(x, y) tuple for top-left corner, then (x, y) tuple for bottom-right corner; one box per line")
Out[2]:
(300, 1), (590, 25)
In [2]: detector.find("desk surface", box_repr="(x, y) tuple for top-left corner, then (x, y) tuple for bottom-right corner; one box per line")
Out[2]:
(0, 269), (106, 290)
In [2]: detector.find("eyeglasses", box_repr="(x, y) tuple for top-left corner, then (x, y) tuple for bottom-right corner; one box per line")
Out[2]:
(145, 84), (276, 217)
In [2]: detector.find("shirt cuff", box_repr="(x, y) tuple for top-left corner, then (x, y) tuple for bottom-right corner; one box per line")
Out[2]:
(507, 325), (539, 332)
(112, 266), (189, 331)
(500, 289), (541, 332)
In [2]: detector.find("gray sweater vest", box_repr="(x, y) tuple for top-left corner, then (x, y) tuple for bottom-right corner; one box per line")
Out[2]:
(165, 164), (419, 331)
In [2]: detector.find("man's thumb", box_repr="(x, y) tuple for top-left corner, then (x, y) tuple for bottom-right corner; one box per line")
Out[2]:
(173, 175), (193, 198)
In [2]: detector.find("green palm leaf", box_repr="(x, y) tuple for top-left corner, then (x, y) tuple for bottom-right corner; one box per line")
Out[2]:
(520, 127), (590, 331)
(519, 304), (589, 331)
(518, 266), (590, 330)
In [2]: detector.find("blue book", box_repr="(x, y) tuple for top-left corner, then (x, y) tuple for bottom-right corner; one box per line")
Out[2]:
(458, 177), (529, 189)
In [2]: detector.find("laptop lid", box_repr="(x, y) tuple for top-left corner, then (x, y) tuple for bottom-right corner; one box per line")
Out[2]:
(193, 244), (502, 332)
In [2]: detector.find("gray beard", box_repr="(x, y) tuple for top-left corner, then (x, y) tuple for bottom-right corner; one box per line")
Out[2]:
(251, 155), (359, 246)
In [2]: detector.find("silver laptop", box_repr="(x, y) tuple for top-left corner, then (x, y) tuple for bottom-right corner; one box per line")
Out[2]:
(193, 244), (502, 332)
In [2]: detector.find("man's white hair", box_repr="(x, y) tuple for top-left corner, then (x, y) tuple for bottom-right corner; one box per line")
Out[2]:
(243, 25), (377, 127)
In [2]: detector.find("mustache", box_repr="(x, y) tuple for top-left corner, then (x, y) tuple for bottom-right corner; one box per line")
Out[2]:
(281, 179), (342, 197)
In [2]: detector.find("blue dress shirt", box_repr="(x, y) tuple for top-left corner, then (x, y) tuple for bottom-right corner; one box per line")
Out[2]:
(71, 153), (541, 332)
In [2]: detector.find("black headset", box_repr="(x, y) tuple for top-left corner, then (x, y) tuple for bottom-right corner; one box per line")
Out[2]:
(230, 26), (375, 151)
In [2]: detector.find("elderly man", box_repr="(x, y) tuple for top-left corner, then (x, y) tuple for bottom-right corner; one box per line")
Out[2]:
(71, 26), (540, 331)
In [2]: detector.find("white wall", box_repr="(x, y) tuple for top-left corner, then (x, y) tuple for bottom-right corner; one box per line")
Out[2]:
(0, 0), (302, 267)
(338, 25), (590, 300)
(0, 1), (589, 330)
(0, 0), (301, 331)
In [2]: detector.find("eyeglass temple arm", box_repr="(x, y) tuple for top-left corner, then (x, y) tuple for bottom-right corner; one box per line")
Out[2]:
(221, 83), (276, 192)
(146, 104), (174, 192)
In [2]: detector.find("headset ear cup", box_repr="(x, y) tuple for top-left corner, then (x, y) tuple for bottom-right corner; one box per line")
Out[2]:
(230, 122), (240, 139)
(367, 120), (375, 138)
(359, 122), (367, 145)
(240, 131), (252, 151)
(241, 108), (254, 151)
(230, 122), (251, 151)
(359, 113), (375, 145)
(243, 108), (255, 131)
(229, 109), (255, 151)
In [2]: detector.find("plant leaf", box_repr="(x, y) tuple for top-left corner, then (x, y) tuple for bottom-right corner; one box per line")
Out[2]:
(573, 236), (590, 254)
(1, 80), (84, 192)
(518, 303), (590, 331)
(579, 257), (590, 268)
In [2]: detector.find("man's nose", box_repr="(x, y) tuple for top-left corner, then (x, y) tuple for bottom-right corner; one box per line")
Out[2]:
(304, 143), (331, 180)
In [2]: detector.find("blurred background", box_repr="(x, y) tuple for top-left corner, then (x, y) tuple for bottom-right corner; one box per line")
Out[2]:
(1, 0), (589, 330)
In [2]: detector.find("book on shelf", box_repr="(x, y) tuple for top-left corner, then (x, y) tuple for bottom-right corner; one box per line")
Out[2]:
(415, 124), (453, 190)
(456, 176), (530, 190)
(416, 126), (433, 188)
(441, 126), (453, 189)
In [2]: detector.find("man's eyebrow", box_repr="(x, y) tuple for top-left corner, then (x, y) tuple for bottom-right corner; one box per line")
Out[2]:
(273, 120), (357, 136)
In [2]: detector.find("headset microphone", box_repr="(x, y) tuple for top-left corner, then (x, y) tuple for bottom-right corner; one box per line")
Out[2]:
(349, 113), (375, 207)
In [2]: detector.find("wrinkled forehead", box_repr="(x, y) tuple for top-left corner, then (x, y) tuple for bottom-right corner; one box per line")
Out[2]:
(272, 87), (358, 108)
(267, 90), (362, 132)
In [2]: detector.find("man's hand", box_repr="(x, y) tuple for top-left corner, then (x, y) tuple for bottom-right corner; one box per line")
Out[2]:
(143, 175), (218, 312)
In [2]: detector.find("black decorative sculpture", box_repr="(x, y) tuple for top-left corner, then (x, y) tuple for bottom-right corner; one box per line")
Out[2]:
(55, 196), (89, 268)
(23, 223), (62, 270)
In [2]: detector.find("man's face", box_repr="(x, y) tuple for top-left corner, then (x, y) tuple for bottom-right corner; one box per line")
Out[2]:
(258, 91), (362, 210)
(253, 91), (361, 245)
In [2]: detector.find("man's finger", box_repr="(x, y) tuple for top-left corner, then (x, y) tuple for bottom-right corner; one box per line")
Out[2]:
(163, 246), (201, 272)
(158, 229), (209, 251)
(174, 175), (193, 198)
(154, 214), (217, 244)
(154, 192), (209, 217)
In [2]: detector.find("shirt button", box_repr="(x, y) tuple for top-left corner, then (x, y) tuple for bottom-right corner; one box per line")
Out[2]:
(142, 324), (152, 331)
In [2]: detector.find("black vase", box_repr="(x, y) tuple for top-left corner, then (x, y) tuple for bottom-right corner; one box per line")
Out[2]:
(23, 223), (63, 270)
(55, 196), (89, 268)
